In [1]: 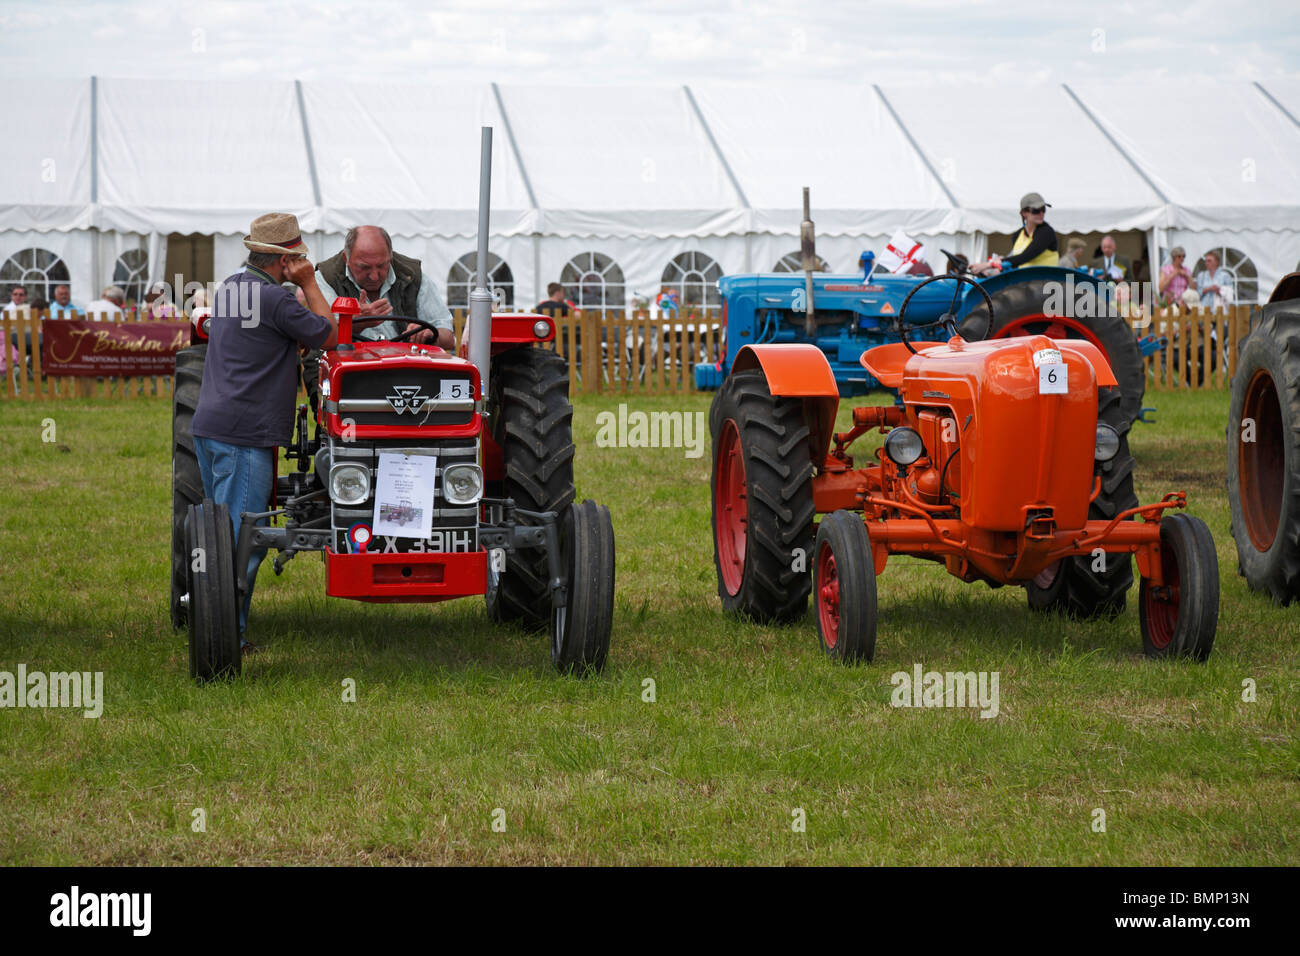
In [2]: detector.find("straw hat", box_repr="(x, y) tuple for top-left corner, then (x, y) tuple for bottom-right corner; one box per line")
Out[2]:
(243, 213), (309, 256)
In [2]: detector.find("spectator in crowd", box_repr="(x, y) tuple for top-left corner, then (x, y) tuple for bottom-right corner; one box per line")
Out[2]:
(968, 191), (1059, 274)
(314, 225), (453, 350)
(1057, 237), (1088, 270)
(1092, 235), (1130, 280)
(31, 295), (49, 313)
(49, 284), (83, 318)
(143, 283), (177, 318)
(3, 285), (28, 315)
(85, 285), (126, 321)
(535, 281), (575, 318)
(1158, 247), (1195, 313)
(1196, 251), (1234, 309)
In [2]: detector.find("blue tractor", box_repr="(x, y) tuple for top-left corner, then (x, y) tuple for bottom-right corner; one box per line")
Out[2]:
(696, 237), (1161, 428)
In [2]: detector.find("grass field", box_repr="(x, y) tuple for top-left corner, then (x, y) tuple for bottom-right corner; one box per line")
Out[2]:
(1, 386), (1297, 865)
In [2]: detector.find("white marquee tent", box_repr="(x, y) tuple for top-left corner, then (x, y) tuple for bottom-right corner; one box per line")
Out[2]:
(3, 76), (1300, 312)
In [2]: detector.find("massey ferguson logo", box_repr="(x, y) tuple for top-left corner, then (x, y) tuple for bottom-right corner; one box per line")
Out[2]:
(386, 385), (429, 415)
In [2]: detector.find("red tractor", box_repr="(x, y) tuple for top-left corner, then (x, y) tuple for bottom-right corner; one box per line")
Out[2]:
(711, 274), (1219, 661)
(169, 130), (614, 681)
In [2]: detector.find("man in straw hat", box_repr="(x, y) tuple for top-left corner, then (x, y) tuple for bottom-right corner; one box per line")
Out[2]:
(190, 212), (346, 648)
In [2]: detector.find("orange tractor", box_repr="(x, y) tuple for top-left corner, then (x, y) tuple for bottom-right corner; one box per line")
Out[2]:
(710, 274), (1219, 661)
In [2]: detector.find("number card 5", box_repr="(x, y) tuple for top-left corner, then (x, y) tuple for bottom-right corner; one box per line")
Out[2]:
(439, 379), (471, 401)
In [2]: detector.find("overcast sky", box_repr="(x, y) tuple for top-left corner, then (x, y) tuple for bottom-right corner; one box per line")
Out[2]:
(1, 0), (1298, 87)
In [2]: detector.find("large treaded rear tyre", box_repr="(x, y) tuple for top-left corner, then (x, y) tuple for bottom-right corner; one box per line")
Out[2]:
(1026, 386), (1138, 617)
(171, 345), (206, 629)
(960, 275), (1146, 427)
(186, 501), (240, 682)
(710, 369), (815, 622)
(1228, 307), (1300, 604)
(486, 347), (576, 628)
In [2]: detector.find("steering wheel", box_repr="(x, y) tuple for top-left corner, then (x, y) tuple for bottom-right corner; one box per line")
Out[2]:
(895, 273), (996, 354)
(387, 316), (445, 343)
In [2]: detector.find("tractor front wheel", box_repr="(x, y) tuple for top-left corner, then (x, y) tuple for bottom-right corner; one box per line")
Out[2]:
(812, 512), (877, 663)
(1139, 514), (1219, 661)
(186, 501), (241, 682)
(550, 500), (615, 675)
(171, 345), (206, 628)
(709, 369), (816, 622)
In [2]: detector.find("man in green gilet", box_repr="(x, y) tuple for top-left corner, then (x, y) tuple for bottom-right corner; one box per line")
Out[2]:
(315, 225), (454, 350)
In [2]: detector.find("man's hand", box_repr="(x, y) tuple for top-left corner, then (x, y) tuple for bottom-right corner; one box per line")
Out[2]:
(283, 256), (317, 288)
(359, 296), (393, 317)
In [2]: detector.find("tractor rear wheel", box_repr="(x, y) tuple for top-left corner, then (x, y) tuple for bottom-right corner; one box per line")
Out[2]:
(186, 501), (241, 682)
(812, 511), (877, 663)
(550, 499), (615, 675)
(171, 345), (206, 629)
(486, 347), (576, 628)
(1026, 386), (1138, 617)
(960, 276), (1146, 427)
(1139, 514), (1219, 660)
(1227, 308), (1300, 604)
(710, 369), (816, 622)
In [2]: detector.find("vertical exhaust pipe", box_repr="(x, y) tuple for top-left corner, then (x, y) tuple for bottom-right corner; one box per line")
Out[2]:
(469, 126), (494, 409)
(800, 186), (817, 338)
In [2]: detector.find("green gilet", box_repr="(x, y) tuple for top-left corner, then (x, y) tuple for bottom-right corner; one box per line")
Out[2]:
(316, 249), (423, 317)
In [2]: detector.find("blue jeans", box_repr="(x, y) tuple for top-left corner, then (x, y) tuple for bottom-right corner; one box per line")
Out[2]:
(193, 436), (274, 635)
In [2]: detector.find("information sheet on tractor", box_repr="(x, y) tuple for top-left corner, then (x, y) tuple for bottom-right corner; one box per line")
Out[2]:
(373, 453), (437, 541)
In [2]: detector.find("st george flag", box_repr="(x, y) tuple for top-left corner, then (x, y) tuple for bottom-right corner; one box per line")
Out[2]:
(878, 231), (925, 274)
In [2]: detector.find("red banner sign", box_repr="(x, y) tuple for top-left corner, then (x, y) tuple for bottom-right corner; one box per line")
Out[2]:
(41, 320), (189, 376)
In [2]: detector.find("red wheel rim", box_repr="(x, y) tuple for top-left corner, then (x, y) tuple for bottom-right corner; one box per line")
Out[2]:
(816, 541), (840, 649)
(1239, 369), (1284, 552)
(992, 312), (1109, 360)
(1143, 536), (1181, 650)
(714, 418), (748, 596)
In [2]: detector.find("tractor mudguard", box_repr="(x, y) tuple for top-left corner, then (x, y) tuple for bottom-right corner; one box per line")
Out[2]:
(1055, 340), (1119, 388)
(732, 344), (840, 465)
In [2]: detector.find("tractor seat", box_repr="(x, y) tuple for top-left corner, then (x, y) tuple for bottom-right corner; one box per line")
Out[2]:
(860, 340), (944, 389)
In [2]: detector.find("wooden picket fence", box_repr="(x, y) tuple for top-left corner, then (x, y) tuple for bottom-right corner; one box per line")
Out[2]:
(1141, 305), (1253, 391)
(1, 304), (1254, 401)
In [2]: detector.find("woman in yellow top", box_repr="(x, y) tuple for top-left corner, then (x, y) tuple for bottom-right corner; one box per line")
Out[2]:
(970, 191), (1059, 274)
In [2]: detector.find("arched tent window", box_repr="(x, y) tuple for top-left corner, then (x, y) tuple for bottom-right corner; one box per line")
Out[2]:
(561, 252), (625, 314)
(1, 247), (71, 304)
(1193, 246), (1258, 305)
(113, 249), (149, 306)
(661, 251), (722, 309)
(773, 251), (829, 273)
(446, 252), (514, 311)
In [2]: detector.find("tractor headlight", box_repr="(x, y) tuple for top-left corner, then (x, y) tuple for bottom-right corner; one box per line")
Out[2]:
(442, 463), (484, 506)
(884, 427), (925, 467)
(329, 463), (371, 505)
(533, 320), (550, 339)
(1095, 423), (1121, 462)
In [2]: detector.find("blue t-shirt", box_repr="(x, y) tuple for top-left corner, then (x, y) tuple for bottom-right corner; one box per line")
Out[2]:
(191, 266), (332, 447)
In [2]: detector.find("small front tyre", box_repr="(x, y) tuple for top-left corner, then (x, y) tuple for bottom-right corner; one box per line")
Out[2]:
(812, 511), (878, 663)
(550, 500), (615, 676)
(186, 501), (241, 682)
(1139, 514), (1219, 661)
